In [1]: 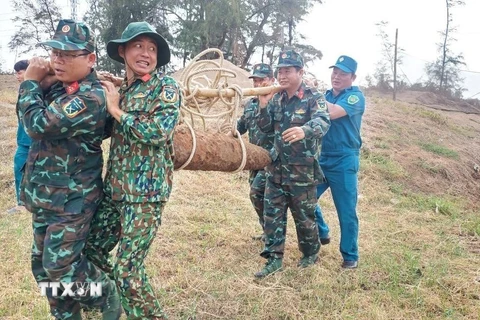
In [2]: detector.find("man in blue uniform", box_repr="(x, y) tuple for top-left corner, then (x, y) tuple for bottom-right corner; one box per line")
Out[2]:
(314, 55), (365, 269)
(8, 60), (32, 214)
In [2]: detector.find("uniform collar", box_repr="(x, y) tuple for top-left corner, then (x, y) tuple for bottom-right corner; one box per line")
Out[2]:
(327, 85), (356, 98)
(281, 81), (308, 101)
(62, 69), (96, 95)
(120, 69), (159, 92)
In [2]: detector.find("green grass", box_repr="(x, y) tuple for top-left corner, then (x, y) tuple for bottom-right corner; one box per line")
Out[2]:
(415, 108), (448, 125)
(361, 149), (406, 180)
(415, 158), (443, 174)
(419, 143), (459, 159)
(395, 193), (462, 217)
(1, 87), (479, 319)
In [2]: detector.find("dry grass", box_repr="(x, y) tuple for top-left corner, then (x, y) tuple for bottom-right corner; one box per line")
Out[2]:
(0, 87), (479, 320)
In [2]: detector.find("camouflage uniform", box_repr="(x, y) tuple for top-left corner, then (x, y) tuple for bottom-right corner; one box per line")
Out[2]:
(17, 20), (119, 320)
(237, 63), (275, 231)
(257, 50), (330, 266)
(85, 22), (181, 320)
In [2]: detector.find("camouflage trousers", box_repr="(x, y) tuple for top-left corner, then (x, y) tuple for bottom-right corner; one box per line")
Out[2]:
(31, 207), (115, 319)
(260, 178), (320, 260)
(85, 195), (167, 320)
(249, 170), (266, 230)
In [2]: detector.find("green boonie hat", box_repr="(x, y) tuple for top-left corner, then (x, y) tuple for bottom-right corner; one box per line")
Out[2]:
(39, 19), (95, 52)
(107, 21), (171, 68)
(276, 49), (304, 68)
(249, 63), (273, 79)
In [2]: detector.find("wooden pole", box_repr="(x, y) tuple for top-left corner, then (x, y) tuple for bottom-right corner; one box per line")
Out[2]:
(184, 85), (282, 98)
(97, 73), (282, 98)
(393, 28), (398, 101)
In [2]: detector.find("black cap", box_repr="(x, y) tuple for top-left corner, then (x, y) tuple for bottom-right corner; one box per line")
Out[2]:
(14, 60), (29, 72)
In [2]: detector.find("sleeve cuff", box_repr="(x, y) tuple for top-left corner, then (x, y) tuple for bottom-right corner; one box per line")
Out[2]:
(301, 125), (313, 139)
(19, 80), (42, 95)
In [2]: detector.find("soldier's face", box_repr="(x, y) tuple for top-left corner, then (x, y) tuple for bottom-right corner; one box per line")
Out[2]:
(331, 67), (356, 92)
(50, 49), (96, 83)
(120, 36), (157, 76)
(252, 77), (274, 88)
(277, 67), (303, 90)
(15, 69), (26, 82)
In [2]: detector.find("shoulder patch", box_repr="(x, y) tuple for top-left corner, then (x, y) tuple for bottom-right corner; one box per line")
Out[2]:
(62, 96), (87, 118)
(160, 85), (178, 103)
(347, 94), (360, 105)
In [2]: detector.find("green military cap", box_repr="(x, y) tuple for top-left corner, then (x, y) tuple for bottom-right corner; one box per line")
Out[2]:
(276, 49), (304, 68)
(107, 21), (171, 68)
(39, 19), (95, 52)
(249, 63), (273, 79)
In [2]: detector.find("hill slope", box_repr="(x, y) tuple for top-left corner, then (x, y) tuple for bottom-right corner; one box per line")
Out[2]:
(0, 77), (479, 319)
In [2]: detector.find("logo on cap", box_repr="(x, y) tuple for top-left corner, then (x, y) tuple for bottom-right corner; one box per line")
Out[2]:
(62, 25), (70, 33)
(281, 53), (287, 58)
(339, 57), (344, 62)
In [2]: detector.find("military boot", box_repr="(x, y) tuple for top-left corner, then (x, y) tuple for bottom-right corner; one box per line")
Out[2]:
(254, 258), (282, 278)
(297, 254), (319, 268)
(102, 280), (122, 320)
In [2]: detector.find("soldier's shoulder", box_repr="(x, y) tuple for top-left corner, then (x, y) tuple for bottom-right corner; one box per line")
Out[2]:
(67, 77), (106, 110)
(349, 86), (365, 97)
(154, 73), (181, 105)
(156, 73), (179, 87)
(309, 89), (326, 100)
(305, 85), (320, 94)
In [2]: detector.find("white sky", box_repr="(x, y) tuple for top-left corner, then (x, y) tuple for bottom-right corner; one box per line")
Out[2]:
(298, 0), (480, 98)
(1, 0), (479, 97)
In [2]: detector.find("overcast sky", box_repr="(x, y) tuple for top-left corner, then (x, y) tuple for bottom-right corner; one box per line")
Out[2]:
(1, 0), (479, 97)
(298, 0), (480, 98)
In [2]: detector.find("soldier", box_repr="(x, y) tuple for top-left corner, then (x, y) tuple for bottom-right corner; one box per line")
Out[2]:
(314, 55), (365, 269)
(236, 63), (275, 240)
(254, 49), (330, 278)
(84, 21), (181, 319)
(16, 19), (121, 319)
(7, 60), (31, 214)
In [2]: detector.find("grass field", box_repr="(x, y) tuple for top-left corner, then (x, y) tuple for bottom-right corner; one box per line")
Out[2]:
(0, 84), (479, 319)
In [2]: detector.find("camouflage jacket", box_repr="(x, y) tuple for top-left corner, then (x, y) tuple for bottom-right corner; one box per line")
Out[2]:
(17, 70), (107, 213)
(237, 97), (274, 151)
(104, 71), (181, 203)
(257, 82), (330, 186)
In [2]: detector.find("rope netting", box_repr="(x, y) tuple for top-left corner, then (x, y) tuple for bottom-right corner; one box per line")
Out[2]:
(176, 48), (247, 172)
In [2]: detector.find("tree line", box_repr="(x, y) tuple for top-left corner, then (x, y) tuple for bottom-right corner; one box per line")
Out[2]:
(8, 0), (323, 75)
(7, 0), (469, 99)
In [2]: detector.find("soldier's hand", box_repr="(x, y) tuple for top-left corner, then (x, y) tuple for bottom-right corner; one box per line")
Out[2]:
(39, 74), (58, 90)
(258, 92), (274, 109)
(24, 57), (51, 82)
(282, 127), (305, 143)
(100, 81), (122, 121)
(98, 71), (122, 87)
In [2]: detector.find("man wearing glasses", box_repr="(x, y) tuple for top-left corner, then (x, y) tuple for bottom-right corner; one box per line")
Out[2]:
(17, 19), (121, 320)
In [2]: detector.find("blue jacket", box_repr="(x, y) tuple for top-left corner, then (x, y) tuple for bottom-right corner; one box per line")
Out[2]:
(321, 86), (365, 155)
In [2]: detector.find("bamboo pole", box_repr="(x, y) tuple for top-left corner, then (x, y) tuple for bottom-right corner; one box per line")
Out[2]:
(184, 85), (282, 98)
(97, 73), (282, 98)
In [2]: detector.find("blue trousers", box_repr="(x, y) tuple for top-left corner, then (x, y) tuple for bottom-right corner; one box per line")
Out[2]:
(14, 145), (29, 205)
(314, 153), (359, 261)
